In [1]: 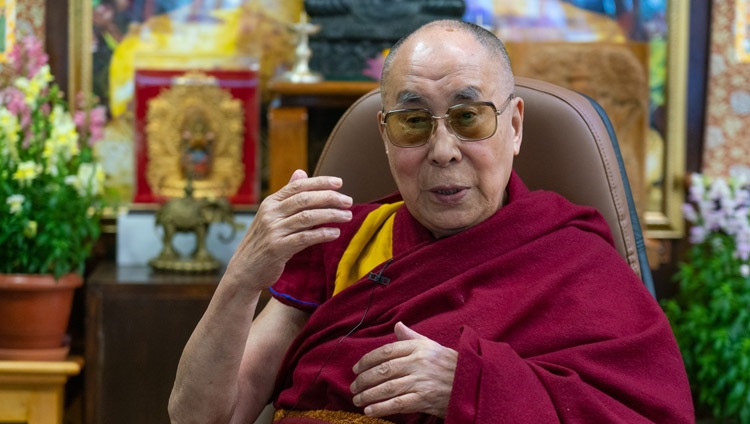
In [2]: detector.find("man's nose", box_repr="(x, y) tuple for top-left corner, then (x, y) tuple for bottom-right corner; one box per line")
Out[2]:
(428, 119), (462, 166)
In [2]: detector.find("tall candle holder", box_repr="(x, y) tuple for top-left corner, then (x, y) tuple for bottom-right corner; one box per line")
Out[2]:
(280, 12), (323, 83)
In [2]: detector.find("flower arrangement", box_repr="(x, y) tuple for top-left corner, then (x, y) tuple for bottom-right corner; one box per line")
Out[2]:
(662, 173), (750, 420)
(0, 36), (107, 278)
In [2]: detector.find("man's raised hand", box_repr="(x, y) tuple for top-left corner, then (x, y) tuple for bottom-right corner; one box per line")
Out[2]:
(225, 169), (353, 289)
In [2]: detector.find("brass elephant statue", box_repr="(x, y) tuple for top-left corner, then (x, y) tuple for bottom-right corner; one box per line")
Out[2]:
(149, 192), (243, 272)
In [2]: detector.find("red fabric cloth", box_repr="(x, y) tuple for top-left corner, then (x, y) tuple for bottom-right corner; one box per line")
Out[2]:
(270, 172), (693, 423)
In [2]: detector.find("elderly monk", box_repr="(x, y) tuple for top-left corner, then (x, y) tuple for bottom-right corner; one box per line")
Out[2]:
(169, 20), (693, 423)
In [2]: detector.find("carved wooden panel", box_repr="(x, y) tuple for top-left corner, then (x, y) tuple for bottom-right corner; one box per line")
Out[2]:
(507, 42), (650, 218)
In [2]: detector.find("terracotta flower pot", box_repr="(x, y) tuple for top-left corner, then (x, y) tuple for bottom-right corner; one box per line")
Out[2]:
(0, 273), (82, 359)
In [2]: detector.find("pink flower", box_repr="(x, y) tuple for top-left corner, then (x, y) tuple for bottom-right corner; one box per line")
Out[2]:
(8, 36), (49, 79)
(88, 106), (107, 145)
(74, 105), (107, 146)
(1, 87), (32, 129)
(362, 52), (387, 81)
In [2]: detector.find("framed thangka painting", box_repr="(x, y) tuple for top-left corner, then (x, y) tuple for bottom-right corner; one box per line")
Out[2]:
(133, 65), (259, 204)
(1, 0), (44, 84)
(69, 0), (304, 208)
(482, 0), (688, 238)
(1, 0), (44, 66)
(0, 0), (15, 62)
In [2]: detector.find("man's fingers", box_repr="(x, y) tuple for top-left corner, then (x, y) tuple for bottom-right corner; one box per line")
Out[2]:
(352, 376), (419, 412)
(281, 189), (353, 217)
(351, 355), (410, 396)
(288, 169), (308, 183)
(352, 323), (429, 376)
(362, 392), (423, 417)
(350, 327), (458, 419)
(394, 322), (429, 342)
(274, 172), (347, 203)
(352, 341), (415, 375)
(277, 207), (352, 234)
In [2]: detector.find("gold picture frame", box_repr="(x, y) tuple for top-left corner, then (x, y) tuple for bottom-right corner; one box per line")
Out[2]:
(645, 1), (688, 239)
(67, 0), (689, 238)
(67, 0), (90, 107)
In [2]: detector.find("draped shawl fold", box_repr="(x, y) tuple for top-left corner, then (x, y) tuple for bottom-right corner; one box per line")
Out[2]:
(269, 172), (693, 423)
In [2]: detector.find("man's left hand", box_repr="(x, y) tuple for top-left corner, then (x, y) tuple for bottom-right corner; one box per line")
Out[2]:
(350, 322), (458, 418)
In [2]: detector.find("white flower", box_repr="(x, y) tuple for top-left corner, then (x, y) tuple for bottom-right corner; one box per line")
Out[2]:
(708, 178), (731, 204)
(684, 174), (750, 265)
(682, 203), (698, 224)
(76, 163), (105, 196)
(5, 194), (25, 214)
(741, 264), (750, 278)
(690, 225), (707, 244)
(688, 173), (705, 203)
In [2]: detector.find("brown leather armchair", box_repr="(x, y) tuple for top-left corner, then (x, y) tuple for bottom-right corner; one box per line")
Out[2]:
(313, 77), (654, 295)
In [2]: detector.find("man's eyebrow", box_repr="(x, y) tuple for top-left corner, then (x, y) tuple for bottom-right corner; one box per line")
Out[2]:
(452, 87), (481, 101)
(394, 87), (482, 106)
(396, 90), (423, 105)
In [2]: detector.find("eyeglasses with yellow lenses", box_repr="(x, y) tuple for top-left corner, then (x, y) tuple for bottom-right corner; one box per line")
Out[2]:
(381, 94), (514, 148)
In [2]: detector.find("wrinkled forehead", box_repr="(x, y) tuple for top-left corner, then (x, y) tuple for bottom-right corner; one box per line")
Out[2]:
(382, 31), (506, 108)
(384, 67), (503, 111)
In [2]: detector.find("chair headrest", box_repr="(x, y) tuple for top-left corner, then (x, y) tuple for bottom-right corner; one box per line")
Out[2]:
(315, 77), (649, 285)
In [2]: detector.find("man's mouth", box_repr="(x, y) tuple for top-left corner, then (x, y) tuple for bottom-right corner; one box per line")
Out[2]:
(433, 188), (462, 195)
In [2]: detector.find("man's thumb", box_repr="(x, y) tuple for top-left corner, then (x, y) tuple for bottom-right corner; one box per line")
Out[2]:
(394, 322), (428, 341)
(289, 169), (308, 183)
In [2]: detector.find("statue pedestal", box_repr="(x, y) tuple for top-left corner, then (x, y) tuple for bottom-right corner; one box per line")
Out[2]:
(116, 212), (255, 267)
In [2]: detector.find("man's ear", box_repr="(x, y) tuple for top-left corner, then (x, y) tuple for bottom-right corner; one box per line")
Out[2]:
(511, 96), (524, 156)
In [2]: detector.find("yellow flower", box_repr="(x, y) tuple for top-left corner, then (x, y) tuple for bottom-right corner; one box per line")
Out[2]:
(24, 220), (38, 238)
(0, 109), (20, 160)
(13, 65), (52, 107)
(14, 77), (42, 106)
(35, 65), (53, 85)
(43, 105), (80, 172)
(12, 161), (41, 184)
(5, 194), (25, 214)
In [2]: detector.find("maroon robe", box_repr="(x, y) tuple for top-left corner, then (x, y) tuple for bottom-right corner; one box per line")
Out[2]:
(269, 172), (693, 423)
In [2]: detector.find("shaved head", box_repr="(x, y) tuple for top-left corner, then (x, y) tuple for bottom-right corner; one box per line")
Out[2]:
(381, 20), (514, 101)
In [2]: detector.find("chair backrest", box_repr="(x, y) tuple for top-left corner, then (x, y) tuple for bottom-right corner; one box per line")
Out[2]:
(314, 77), (654, 295)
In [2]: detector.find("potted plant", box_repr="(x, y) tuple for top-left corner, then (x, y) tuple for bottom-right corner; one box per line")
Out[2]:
(662, 173), (750, 421)
(0, 36), (106, 360)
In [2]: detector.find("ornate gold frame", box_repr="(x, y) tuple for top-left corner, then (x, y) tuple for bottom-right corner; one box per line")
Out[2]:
(144, 72), (245, 199)
(643, 1), (688, 239)
(67, 0), (689, 238)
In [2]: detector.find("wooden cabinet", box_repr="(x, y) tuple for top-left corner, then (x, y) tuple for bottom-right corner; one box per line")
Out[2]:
(84, 263), (271, 424)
